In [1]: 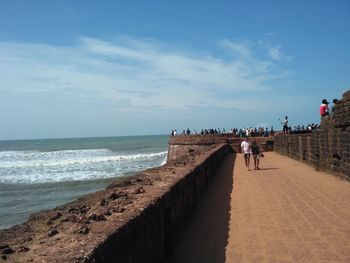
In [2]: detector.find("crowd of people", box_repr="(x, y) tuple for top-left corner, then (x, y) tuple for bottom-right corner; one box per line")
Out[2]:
(170, 97), (341, 172)
(171, 126), (275, 137)
(279, 121), (320, 135)
(239, 97), (339, 171)
(170, 98), (340, 138)
(288, 123), (319, 134)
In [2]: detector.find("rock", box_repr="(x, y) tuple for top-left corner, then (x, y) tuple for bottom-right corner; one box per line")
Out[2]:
(88, 213), (106, 222)
(24, 237), (33, 242)
(63, 214), (84, 223)
(0, 245), (14, 254)
(134, 187), (145, 194)
(103, 210), (112, 216)
(100, 198), (107, 206)
(78, 226), (89, 235)
(68, 205), (90, 215)
(48, 228), (58, 237)
(112, 206), (126, 213)
(17, 246), (30, 253)
(50, 212), (62, 221)
(108, 192), (120, 200)
(108, 191), (128, 200)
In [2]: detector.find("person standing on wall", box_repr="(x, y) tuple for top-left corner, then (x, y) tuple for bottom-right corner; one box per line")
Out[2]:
(320, 99), (330, 117)
(281, 116), (288, 134)
(331, 99), (338, 113)
(241, 137), (251, 171)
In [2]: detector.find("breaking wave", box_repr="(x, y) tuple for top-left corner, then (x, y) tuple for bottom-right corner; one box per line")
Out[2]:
(0, 149), (168, 184)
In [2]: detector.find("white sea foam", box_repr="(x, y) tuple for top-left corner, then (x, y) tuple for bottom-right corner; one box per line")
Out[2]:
(0, 149), (168, 184)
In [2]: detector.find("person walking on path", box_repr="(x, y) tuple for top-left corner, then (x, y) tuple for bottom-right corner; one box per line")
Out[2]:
(240, 137), (251, 171)
(251, 140), (263, 170)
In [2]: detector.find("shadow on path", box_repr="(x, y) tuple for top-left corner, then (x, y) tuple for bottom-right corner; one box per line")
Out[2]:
(166, 153), (236, 263)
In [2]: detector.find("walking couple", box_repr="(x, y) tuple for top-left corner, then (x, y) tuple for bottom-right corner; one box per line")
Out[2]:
(240, 137), (264, 171)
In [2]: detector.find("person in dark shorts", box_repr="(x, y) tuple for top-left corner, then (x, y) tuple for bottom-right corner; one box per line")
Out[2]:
(282, 116), (288, 134)
(251, 140), (263, 170)
(240, 137), (251, 171)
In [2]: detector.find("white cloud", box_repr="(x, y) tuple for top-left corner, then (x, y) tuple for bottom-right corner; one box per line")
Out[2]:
(267, 45), (282, 61)
(0, 37), (290, 112)
(265, 44), (292, 62)
(221, 39), (252, 58)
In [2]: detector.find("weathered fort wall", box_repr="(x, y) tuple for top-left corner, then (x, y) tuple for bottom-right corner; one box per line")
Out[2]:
(274, 90), (350, 179)
(168, 135), (274, 162)
(0, 144), (232, 263)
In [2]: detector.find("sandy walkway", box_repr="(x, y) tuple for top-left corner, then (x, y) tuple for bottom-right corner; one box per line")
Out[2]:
(169, 152), (350, 263)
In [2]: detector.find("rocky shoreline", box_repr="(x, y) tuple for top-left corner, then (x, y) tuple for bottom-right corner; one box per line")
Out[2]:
(0, 144), (229, 262)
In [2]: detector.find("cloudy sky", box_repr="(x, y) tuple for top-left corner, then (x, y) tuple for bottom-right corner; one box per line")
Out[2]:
(0, 0), (349, 140)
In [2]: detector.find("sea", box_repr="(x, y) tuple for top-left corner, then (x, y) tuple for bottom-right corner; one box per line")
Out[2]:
(0, 135), (169, 230)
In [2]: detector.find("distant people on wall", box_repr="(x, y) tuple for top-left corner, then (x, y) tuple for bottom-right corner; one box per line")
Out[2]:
(281, 116), (288, 134)
(172, 125), (279, 137)
(320, 99), (330, 117)
(331, 99), (338, 113)
(263, 127), (269, 137)
(240, 137), (251, 171)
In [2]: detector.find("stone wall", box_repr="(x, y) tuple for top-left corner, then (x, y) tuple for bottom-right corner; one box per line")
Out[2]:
(168, 135), (274, 162)
(0, 144), (232, 263)
(274, 90), (350, 179)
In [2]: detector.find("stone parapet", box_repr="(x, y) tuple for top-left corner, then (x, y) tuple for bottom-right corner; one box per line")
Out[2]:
(274, 89), (350, 179)
(168, 135), (274, 162)
(333, 90), (350, 128)
(0, 144), (232, 263)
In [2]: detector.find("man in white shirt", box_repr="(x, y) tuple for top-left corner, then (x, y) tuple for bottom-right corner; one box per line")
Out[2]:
(282, 116), (288, 134)
(241, 137), (251, 171)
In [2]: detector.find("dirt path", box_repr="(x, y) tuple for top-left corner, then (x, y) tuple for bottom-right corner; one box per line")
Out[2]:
(169, 152), (350, 263)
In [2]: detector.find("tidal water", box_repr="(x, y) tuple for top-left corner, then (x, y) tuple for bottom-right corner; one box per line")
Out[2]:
(0, 135), (168, 229)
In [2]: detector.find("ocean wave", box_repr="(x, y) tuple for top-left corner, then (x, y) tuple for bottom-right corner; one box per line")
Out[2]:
(0, 149), (168, 184)
(0, 149), (113, 161)
(0, 150), (167, 168)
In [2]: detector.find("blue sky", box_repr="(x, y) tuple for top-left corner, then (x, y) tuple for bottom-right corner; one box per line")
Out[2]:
(0, 0), (349, 140)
